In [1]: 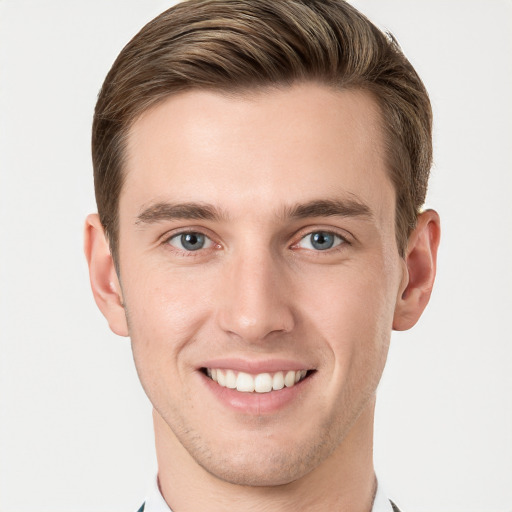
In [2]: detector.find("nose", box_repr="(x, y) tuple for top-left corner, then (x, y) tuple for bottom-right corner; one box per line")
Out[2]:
(216, 249), (295, 343)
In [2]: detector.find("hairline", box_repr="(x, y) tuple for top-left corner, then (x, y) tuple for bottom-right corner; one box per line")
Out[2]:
(107, 79), (406, 268)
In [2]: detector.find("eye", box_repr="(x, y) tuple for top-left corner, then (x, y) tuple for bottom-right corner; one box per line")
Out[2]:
(167, 232), (213, 251)
(296, 231), (345, 251)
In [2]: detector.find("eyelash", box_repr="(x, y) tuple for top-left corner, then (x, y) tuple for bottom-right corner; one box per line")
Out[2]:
(293, 230), (349, 252)
(161, 228), (352, 256)
(163, 230), (219, 256)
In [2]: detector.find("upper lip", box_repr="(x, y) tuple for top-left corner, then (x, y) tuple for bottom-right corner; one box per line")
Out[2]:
(198, 358), (313, 374)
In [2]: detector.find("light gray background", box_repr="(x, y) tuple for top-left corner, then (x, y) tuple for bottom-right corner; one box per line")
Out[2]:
(1, 1), (511, 511)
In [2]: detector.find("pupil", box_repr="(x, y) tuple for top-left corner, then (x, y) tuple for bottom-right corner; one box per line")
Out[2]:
(311, 232), (333, 250)
(182, 233), (204, 251)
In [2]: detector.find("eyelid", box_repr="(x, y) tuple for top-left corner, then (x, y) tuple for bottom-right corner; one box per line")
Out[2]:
(157, 225), (353, 254)
(167, 232), (214, 250)
(160, 227), (221, 253)
(290, 225), (353, 249)
(295, 231), (345, 251)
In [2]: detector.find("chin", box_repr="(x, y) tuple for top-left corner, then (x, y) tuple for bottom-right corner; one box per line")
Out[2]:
(198, 448), (318, 487)
(179, 421), (346, 488)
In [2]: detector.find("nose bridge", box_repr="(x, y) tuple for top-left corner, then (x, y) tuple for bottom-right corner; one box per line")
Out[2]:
(217, 243), (294, 342)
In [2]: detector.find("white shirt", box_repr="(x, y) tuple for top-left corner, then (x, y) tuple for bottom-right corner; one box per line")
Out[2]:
(142, 475), (394, 512)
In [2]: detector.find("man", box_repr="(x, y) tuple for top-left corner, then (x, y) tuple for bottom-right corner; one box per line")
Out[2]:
(84, 1), (440, 510)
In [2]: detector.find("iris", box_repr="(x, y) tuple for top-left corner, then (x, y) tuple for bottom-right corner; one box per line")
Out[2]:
(180, 233), (205, 251)
(310, 232), (335, 250)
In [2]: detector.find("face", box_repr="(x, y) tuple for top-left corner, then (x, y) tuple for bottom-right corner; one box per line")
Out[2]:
(115, 84), (407, 485)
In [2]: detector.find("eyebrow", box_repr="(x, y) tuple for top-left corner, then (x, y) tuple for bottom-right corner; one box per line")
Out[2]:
(136, 202), (228, 224)
(135, 197), (373, 225)
(282, 198), (373, 221)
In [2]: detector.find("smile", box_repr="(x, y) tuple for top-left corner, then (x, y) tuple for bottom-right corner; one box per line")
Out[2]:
(204, 368), (309, 393)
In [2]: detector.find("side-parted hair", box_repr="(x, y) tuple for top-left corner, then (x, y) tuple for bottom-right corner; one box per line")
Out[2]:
(92, 0), (432, 265)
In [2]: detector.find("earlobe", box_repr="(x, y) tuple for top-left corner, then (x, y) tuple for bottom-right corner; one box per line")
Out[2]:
(84, 214), (129, 337)
(393, 209), (441, 331)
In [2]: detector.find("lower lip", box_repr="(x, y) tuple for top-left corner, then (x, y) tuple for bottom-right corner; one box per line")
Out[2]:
(200, 372), (313, 415)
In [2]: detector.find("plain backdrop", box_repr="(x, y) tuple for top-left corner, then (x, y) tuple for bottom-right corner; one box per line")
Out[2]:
(0, 1), (511, 511)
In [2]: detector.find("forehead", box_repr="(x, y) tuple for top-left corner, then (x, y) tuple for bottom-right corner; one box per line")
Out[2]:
(121, 83), (393, 223)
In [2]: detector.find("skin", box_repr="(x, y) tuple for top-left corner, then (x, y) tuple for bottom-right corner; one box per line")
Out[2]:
(85, 83), (440, 511)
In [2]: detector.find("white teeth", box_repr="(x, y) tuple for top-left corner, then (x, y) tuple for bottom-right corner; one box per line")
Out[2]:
(284, 370), (296, 387)
(225, 369), (237, 389)
(272, 371), (285, 390)
(236, 372), (255, 392)
(254, 373), (273, 393)
(206, 368), (308, 393)
(217, 369), (226, 387)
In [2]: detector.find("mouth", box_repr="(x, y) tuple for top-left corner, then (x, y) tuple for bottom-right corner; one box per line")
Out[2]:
(201, 368), (314, 393)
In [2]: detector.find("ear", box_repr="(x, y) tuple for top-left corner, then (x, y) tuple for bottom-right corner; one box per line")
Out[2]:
(84, 214), (129, 337)
(393, 209), (441, 331)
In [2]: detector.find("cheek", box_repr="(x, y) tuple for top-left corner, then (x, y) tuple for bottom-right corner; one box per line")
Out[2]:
(124, 263), (214, 332)
(304, 264), (395, 333)
(121, 267), (215, 380)
(298, 262), (398, 377)
(122, 269), (217, 418)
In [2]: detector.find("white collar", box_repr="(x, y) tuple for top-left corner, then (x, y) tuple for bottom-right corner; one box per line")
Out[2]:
(143, 474), (394, 512)
(142, 475), (171, 512)
(372, 480), (395, 512)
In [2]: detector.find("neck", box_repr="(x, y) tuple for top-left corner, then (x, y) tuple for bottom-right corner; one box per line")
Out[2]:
(154, 398), (377, 512)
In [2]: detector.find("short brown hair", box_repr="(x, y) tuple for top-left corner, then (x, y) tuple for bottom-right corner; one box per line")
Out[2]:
(92, 0), (432, 264)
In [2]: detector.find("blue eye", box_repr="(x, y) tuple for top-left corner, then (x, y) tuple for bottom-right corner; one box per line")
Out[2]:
(297, 231), (344, 251)
(168, 232), (213, 251)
